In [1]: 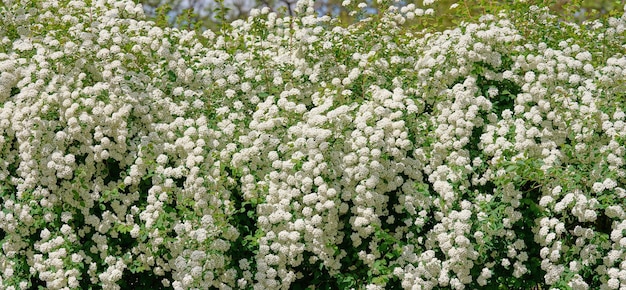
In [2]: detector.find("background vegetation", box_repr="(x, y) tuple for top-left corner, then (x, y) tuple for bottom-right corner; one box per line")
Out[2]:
(138, 0), (626, 31)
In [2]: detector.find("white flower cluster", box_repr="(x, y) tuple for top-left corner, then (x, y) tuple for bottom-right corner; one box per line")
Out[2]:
(1, 0), (626, 289)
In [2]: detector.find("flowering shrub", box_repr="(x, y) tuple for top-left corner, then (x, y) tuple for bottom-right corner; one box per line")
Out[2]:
(1, 0), (626, 289)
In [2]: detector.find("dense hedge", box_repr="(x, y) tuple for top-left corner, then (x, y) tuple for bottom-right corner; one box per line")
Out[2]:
(0, 0), (625, 289)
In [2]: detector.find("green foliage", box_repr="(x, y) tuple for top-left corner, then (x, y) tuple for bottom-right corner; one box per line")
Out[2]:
(2, 0), (626, 289)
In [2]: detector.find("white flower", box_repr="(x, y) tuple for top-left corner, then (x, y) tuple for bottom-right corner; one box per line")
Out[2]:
(365, 284), (383, 290)
(40, 228), (51, 240)
(195, 229), (208, 242)
(60, 224), (72, 235)
(592, 182), (605, 193)
(607, 278), (619, 289)
(501, 258), (510, 268)
(603, 178), (617, 190)
(539, 196), (553, 207)
(583, 210), (597, 222)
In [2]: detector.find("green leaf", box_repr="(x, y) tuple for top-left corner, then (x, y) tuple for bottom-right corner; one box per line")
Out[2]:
(167, 70), (176, 82)
(506, 164), (517, 172)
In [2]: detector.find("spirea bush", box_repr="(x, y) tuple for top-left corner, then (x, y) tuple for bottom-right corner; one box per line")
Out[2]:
(1, 0), (626, 289)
